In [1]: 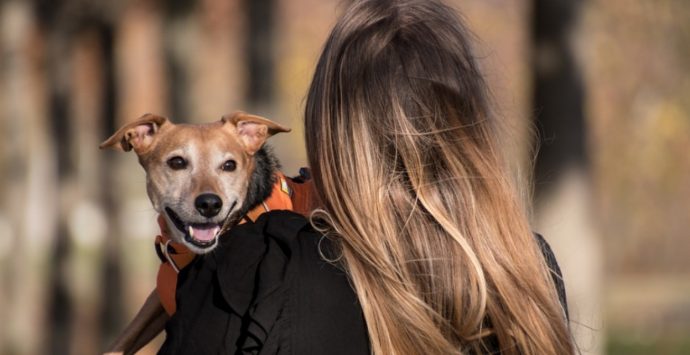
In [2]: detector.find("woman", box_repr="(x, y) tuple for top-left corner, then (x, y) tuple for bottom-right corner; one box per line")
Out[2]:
(160, 0), (575, 354)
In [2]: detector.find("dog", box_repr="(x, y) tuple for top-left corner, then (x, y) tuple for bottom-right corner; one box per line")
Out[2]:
(100, 111), (291, 354)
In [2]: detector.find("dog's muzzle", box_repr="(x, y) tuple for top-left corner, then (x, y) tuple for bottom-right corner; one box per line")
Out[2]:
(165, 207), (221, 249)
(164, 200), (239, 251)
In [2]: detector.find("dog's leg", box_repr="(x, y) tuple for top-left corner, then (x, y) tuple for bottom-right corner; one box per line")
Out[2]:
(105, 289), (167, 355)
(127, 301), (168, 353)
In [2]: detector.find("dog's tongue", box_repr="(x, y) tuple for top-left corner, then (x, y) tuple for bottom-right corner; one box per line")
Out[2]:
(189, 225), (220, 242)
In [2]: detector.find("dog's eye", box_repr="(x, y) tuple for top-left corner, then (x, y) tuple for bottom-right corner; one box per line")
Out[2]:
(167, 156), (188, 170)
(222, 159), (237, 172)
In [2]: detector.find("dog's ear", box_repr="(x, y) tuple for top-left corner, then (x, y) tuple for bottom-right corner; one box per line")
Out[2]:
(222, 112), (291, 155)
(99, 113), (169, 153)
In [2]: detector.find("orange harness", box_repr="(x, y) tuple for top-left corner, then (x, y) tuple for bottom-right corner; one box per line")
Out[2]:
(154, 171), (316, 315)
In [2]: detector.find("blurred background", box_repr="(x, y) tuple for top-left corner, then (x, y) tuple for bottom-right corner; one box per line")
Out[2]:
(0, 0), (688, 354)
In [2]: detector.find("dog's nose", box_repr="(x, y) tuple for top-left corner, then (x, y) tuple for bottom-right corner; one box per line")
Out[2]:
(195, 193), (223, 217)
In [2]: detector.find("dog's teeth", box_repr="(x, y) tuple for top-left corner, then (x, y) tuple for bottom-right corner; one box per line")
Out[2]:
(188, 225), (194, 237)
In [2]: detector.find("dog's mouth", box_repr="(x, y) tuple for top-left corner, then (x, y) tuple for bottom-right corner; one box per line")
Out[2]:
(164, 207), (222, 249)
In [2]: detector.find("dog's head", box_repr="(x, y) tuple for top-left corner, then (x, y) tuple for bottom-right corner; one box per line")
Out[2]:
(100, 111), (290, 254)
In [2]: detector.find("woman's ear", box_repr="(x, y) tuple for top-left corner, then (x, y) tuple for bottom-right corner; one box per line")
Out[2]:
(99, 113), (169, 153)
(222, 111), (291, 155)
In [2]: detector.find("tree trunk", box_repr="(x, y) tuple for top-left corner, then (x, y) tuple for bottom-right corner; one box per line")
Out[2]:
(244, 0), (275, 114)
(531, 1), (603, 354)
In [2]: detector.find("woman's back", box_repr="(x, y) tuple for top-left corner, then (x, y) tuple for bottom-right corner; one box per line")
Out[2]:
(159, 211), (568, 355)
(304, 0), (575, 354)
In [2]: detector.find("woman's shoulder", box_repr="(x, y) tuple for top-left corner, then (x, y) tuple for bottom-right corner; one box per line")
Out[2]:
(253, 210), (338, 261)
(252, 210), (361, 310)
(251, 210), (370, 354)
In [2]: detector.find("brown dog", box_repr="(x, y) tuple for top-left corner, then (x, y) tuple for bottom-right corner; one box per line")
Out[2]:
(100, 111), (290, 354)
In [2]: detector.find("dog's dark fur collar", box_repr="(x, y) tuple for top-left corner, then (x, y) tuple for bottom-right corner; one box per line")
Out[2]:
(239, 145), (280, 216)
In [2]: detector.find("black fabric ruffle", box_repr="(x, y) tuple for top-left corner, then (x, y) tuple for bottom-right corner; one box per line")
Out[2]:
(158, 211), (309, 354)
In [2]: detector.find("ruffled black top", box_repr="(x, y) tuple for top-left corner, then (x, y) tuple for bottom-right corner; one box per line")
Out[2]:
(158, 210), (567, 355)
(158, 210), (369, 355)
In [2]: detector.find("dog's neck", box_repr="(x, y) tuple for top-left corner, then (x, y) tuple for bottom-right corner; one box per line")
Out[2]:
(240, 145), (280, 216)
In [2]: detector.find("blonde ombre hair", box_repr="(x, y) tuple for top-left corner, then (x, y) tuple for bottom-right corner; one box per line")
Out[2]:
(305, 0), (574, 354)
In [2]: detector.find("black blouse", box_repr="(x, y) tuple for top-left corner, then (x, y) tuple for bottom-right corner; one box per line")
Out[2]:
(158, 210), (567, 355)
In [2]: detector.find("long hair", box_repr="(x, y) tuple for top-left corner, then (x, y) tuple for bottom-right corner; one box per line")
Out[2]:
(305, 1), (574, 354)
